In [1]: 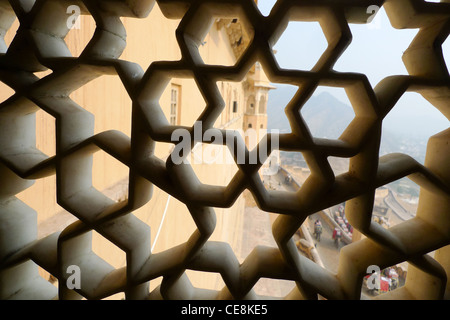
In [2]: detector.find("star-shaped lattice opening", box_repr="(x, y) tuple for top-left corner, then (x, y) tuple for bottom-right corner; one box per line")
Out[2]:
(0, 93), (56, 179)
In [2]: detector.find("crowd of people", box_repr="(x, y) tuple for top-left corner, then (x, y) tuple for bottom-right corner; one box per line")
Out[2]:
(312, 203), (354, 248)
(333, 204), (353, 237)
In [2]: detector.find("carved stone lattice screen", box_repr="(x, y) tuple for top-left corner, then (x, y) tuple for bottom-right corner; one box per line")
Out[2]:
(0, 0), (449, 300)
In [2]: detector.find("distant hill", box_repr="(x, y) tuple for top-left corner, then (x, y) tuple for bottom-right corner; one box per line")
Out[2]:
(266, 84), (296, 133)
(266, 84), (429, 164)
(267, 86), (354, 139)
(266, 85), (442, 198)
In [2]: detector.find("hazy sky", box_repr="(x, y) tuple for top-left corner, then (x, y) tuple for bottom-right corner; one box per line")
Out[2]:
(257, 0), (449, 137)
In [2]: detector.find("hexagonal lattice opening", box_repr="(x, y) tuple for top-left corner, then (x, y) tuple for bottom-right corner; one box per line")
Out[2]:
(69, 74), (132, 137)
(160, 78), (205, 127)
(0, 98), (56, 176)
(301, 87), (355, 141)
(190, 143), (239, 187)
(92, 150), (129, 203)
(275, 152), (312, 193)
(273, 21), (328, 71)
(380, 92), (449, 165)
(137, 68), (211, 140)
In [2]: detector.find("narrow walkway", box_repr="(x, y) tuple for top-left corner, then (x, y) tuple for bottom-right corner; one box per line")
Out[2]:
(306, 209), (341, 274)
(267, 168), (342, 274)
(384, 189), (415, 221)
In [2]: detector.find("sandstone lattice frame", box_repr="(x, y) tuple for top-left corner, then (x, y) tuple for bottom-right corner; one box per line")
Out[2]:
(0, 0), (449, 300)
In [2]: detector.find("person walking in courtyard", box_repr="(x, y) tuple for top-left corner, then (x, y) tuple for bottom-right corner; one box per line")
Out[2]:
(314, 220), (323, 242)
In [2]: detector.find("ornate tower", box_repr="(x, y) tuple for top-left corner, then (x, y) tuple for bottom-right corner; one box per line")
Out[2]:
(243, 62), (275, 149)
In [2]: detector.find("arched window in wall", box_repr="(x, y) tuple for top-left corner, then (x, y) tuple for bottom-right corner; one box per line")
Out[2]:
(247, 95), (255, 114)
(259, 95), (266, 114)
